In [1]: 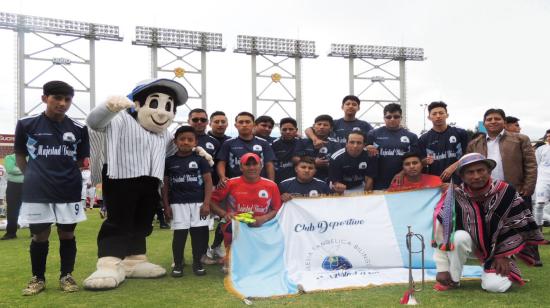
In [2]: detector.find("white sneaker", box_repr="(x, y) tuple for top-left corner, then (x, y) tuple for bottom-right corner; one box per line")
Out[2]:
(213, 245), (226, 258)
(200, 255), (217, 265)
(206, 247), (216, 259)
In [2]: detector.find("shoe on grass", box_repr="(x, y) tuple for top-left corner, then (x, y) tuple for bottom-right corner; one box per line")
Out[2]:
(22, 276), (45, 296)
(159, 223), (170, 229)
(171, 264), (183, 278)
(213, 245), (226, 258)
(200, 255), (217, 265)
(193, 262), (206, 276)
(1, 233), (16, 240)
(60, 274), (79, 292)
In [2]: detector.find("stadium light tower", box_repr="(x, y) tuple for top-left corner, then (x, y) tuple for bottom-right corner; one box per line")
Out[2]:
(0, 11), (123, 120)
(328, 44), (424, 127)
(133, 26), (225, 117)
(234, 35), (318, 131)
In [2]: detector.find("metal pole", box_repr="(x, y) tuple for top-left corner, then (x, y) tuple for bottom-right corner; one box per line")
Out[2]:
(17, 30), (25, 119)
(399, 59), (407, 127)
(251, 53), (257, 117)
(201, 50), (207, 110)
(89, 39), (96, 109)
(295, 57), (303, 132)
(151, 46), (158, 78)
(349, 57), (354, 95)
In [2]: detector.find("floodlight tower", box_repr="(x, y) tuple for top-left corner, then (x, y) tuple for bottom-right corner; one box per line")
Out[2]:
(0, 12), (123, 120)
(328, 44), (424, 127)
(234, 35), (317, 131)
(133, 27), (225, 114)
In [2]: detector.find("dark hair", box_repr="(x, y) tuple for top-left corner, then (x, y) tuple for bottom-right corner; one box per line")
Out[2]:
(383, 103), (402, 115)
(296, 156), (316, 166)
(43, 80), (74, 97)
(314, 114), (334, 127)
(133, 86), (178, 114)
(235, 111), (255, 122)
(255, 115), (275, 126)
(210, 111), (226, 119)
(483, 108), (506, 121)
(347, 131), (365, 142)
(174, 125), (197, 139)
(188, 108), (207, 118)
(402, 152), (421, 163)
(342, 95), (360, 106)
(428, 101), (447, 113)
(280, 117), (297, 128)
(505, 116), (519, 124)
(471, 131), (486, 140)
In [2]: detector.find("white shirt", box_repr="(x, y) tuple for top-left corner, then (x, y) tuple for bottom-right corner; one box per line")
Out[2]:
(536, 144), (550, 179)
(486, 131), (505, 181)
(0, 165), (6, 199)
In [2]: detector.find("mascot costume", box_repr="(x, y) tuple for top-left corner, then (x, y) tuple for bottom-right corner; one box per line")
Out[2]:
(84, 79), (204, 290)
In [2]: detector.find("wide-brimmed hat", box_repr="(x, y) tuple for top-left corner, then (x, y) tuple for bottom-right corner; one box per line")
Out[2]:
(456, 153), (496, 175)
(127, 78), (188, 106)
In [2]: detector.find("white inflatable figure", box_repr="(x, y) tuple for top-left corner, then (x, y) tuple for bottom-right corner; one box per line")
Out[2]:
(84, 79), (191, 290)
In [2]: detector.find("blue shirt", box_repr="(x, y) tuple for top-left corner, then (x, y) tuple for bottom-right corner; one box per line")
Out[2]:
(418, 126), (469, 183)
(164, 153), (211, 203)
(272, 137), (306, 184)
(278, 177), (331, 197)
(329, 149), (378, 189)
(197, 134), (220, 157)
(216, 136), (276, 178)
(366, 126), (419, 190)
(298, 137), (342, 182)
(14, 113), (90, 203)
(333, 118), (373, 145)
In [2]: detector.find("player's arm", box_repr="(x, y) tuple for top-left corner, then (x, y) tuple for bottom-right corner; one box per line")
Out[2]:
(162, 176), (172, 221)
(364, 176), (374, 192)
(265, 161), (275, 181)
(15, 153), (27, 174)
(200, 172), (213, 217)
(216, 160), (228, 187)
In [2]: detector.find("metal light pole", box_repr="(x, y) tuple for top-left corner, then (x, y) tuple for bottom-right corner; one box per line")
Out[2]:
(420, 103), (428, 134)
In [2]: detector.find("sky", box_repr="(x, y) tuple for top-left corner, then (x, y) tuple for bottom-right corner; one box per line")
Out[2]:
(0, 0), (549, 139)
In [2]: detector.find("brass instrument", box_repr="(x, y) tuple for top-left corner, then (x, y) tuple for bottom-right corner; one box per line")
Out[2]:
(401, 226), (425, 305)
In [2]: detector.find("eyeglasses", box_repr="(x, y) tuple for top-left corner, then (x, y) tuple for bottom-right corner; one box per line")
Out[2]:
(191, 118), (208, 123)
(384, 115), (402, 120)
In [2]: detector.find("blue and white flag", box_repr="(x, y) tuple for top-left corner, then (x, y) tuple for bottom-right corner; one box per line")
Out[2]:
(227, 188), (481, 298)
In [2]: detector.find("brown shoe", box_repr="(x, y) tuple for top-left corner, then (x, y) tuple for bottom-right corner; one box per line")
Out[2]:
(22, 276), (45, 296)
(60, 274), (79, 293)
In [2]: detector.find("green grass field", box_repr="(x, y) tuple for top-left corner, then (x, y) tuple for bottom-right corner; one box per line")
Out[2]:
(0, 210), (548, 307)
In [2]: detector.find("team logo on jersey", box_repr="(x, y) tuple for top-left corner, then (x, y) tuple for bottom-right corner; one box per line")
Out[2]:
(205, 142), (215, 150)
(189, 161), (198, 169)
(258, 189), (269, 198)
(319, 147), (328, 154)
(309, 190), (319, 197)
(353, 127), (361, 132)
(449, 136), (457, 143)
(63, 132), (76, 142)
(400, 136), (410, 143)
(358, 162), (367, 169)
(253, 145), (263, 151)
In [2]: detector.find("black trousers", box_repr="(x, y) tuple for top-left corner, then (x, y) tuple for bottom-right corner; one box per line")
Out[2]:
(5, 181), (23, 235)
(97, 174), (160, 258)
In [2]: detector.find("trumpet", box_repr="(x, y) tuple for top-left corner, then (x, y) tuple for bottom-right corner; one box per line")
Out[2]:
(400, 226), (425, 305)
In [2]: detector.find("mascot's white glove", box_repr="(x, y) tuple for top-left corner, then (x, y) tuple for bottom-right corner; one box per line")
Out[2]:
(105, 95), (135, 113)
(194, 146), (214, 166)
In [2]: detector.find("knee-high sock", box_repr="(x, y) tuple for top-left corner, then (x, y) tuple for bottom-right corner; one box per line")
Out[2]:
(534, 202), (548, 226)
(30, 240), (49, 280)
(60, 237), (77, 277)
(212, 223), (224, 248)
(172, 229), (188, 266)
(190, 226), (209, 263)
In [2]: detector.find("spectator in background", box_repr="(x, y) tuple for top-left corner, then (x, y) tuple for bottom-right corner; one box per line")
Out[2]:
(504, 116), (521, 133)
(534, 129), (550, 227)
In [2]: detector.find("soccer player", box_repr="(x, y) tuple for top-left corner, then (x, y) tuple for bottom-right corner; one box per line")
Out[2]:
(162, 126), (213, 277)
(272, 117), (304, 183)
(208, 111), (231, 145)
(279, 156), (331, 201)
(15, 81), (89, 295)
(299, 115), (342, 182)
(217, 112), (276, 182)
(366, 103), (419, 190)
(254, 115), (276, 145)
(388, 152), (442, 192)
(418, 101), (469, 183)
(329, 131), (377, 194)
(188, 108), (220, 157)
(210, 153), (282, 272)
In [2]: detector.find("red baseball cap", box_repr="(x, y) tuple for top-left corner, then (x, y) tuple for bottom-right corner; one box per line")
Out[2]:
(240, 152), (261, 165)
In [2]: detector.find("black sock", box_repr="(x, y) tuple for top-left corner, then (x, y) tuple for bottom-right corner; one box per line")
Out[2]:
(190, 226), (209, 263)
(59, 237), (77, 278)
(212, 223), (224, 248)
(30, 240), (49, 281)
(172, 229), (188, 266)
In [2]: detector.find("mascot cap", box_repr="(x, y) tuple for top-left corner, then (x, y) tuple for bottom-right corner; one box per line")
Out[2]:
(127, 78), (188, 106)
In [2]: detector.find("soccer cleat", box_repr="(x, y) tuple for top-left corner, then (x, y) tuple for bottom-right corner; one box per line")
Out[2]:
(192, 262), (206, 276)
(22, 276), (45, 296)
(200, 254), (217, 265)
(1, 233), (16, 240)
(171, 264), (183, 278)
(159, 223), (170, 229)
(60, 274), (79, 293)
(213, 245), (226, 258)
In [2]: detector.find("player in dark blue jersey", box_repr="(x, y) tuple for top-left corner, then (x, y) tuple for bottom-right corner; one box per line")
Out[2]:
(418, 101), (469, 183)
(217, 112), (275, 181)
(329, 132), (377, 194)
(254, 115), (276, 145)
(279, 156), (331, 201)
(188, 108), (220, 157)
(162, 126), (213, 277)
(14, 81), (89, 295)
(366, 103), (419, 190)
(299, 115), (342, 182)
(272, 117), (305, 183)
(208, 111), (231, 145)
